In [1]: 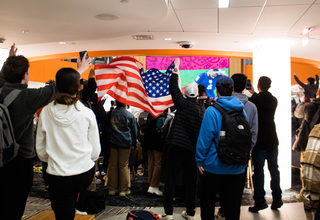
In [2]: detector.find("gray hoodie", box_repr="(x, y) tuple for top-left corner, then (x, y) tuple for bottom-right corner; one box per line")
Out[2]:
(232, 93), (258, 149)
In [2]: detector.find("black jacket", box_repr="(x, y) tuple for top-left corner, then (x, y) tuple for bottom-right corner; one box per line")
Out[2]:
(141, 113), (165, 152)
(249, 91), (279, 150)
(294, 75), (319, 102)
(166, 74), (205, 153)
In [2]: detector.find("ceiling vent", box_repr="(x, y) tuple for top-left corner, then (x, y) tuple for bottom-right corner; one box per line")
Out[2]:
(132, 35), (154, 40)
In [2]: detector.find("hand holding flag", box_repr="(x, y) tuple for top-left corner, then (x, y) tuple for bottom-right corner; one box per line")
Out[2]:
(95, 57), (179, 117)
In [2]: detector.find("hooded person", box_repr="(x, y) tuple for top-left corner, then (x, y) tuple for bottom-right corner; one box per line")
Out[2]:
(36, 67), (101, 220)
(196, 75), (248, 220)
(231, 73), (258, 150)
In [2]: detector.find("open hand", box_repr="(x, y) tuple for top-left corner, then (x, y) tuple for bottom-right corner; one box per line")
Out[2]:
(9, 43), (18, 57)
(77, 52), (92, 75)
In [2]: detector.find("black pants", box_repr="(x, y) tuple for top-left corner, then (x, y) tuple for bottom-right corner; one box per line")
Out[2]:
(42, 162), (49, 186)
(164, 146), (198, 216)
(48, 166), (95, 220)
(0, 155), (34, 220)
(200, 171), (246, 220)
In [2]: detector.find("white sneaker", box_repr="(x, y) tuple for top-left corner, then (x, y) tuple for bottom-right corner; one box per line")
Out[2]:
(181, 211), (194, 220)
(162, 213), (174, 220)
(147, 186), (163, 196)
(76, 210), (88, 215)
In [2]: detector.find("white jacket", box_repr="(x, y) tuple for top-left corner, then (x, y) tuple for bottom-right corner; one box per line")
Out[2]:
(36, 101), (101, 176)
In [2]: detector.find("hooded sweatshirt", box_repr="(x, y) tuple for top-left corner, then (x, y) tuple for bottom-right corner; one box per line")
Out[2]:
(36, 100), (101, 176)
(195, 96), (248, 175)
(232, 93), (258, 149)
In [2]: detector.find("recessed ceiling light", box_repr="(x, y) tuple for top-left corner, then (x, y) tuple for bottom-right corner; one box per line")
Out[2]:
(59, 42), (67, 45)
(218, 0), (229, 8)
(22, 30), (29, 34)
(95, 14), (120, 21)
(165, 38), (172, 41)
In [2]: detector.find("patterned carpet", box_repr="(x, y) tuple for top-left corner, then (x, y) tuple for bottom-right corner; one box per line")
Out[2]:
(25, 165), (302, 219)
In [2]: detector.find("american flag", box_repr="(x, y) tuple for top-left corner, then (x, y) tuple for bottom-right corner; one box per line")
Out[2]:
(95, 56), (175, 117)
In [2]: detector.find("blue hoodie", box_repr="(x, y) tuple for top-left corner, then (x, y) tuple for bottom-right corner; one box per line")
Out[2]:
(195, 96), (248, 175)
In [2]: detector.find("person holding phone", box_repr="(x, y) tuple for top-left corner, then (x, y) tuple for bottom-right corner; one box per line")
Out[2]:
(293, 72), (319, 102)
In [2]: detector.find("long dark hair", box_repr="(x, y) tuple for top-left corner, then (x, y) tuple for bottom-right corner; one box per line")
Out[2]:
(54, 68), (80, 107)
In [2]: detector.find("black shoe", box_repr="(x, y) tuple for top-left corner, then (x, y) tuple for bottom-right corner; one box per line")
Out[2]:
(271, 199), (283, 209)
(248, 202), (268, 212)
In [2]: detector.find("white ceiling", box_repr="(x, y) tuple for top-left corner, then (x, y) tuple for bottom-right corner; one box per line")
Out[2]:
(0, 0), (319, 61)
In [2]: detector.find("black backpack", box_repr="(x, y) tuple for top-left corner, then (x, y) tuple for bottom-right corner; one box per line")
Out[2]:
(0, 89), (21, 167)
(213, 103), (251, 165)
(76, 190), (105, 214)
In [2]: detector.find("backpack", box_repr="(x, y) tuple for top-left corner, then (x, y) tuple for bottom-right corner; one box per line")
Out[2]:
(138, 111), (150, 127)
(161, 110), (176, 139)
(155, 113), (165, 133)
(76, 190), (106, 214)
(213, 103), (252, 165)
(0, 89), (21, 167)
(126, 210), (161, 220)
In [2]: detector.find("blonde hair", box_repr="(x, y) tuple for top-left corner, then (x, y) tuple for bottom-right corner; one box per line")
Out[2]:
(54, 92), (79, 107)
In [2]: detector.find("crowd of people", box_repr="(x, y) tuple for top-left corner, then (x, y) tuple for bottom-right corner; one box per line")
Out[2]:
(0, 43), (318, 220)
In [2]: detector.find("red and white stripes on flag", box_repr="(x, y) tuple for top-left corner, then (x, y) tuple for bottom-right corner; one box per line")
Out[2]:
(95, 56), (174, 117)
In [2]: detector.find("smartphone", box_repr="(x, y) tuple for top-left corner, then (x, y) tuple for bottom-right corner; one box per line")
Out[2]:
(246, 79), (252, 90)
(79, 50), (89, 60)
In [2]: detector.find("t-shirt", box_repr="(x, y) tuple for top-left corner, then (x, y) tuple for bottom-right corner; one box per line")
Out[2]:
(195, 70), (218, 99)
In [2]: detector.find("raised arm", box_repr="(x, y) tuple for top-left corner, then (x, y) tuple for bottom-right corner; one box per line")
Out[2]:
(77, 51), (92, 75)
(293, 73), (307, 89)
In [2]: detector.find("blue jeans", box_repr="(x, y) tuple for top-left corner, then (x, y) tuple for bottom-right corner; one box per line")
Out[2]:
(252, 147), (282, 203)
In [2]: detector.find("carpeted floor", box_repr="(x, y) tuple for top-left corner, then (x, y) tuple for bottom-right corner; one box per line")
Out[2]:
(29, 164), (302, 208)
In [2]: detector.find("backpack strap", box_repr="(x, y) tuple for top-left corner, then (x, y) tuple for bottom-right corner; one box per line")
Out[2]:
(3, 90), (22, 107)
(212, 103), (227, 149)
(213, 103), (227, 115)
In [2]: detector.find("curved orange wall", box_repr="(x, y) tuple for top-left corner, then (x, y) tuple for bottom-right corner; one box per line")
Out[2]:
(28, 49), (320, 85)
(244, 61), (320, 86)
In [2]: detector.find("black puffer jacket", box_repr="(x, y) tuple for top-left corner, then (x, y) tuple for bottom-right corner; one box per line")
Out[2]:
(165, 74), (205, 153)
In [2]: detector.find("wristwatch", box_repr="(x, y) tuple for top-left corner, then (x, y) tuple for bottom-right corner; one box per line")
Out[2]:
(173, 68), (178, 73)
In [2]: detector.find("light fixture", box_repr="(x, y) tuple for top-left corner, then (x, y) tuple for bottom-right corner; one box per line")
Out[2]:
(132, 35), (154, 40)
(302, 27), (313, 47)
(164, 38), (172, 41)
(218, 0), (229, 8)
(95, 14), (120, 21)
(59, 42), (67, 45)
(22, 30), (29, 34)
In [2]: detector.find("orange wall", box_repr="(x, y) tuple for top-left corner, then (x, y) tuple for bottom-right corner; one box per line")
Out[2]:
(29, 59), (89, 82)
(244, 62), (320, 85)
(28, 50), (320, 84)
